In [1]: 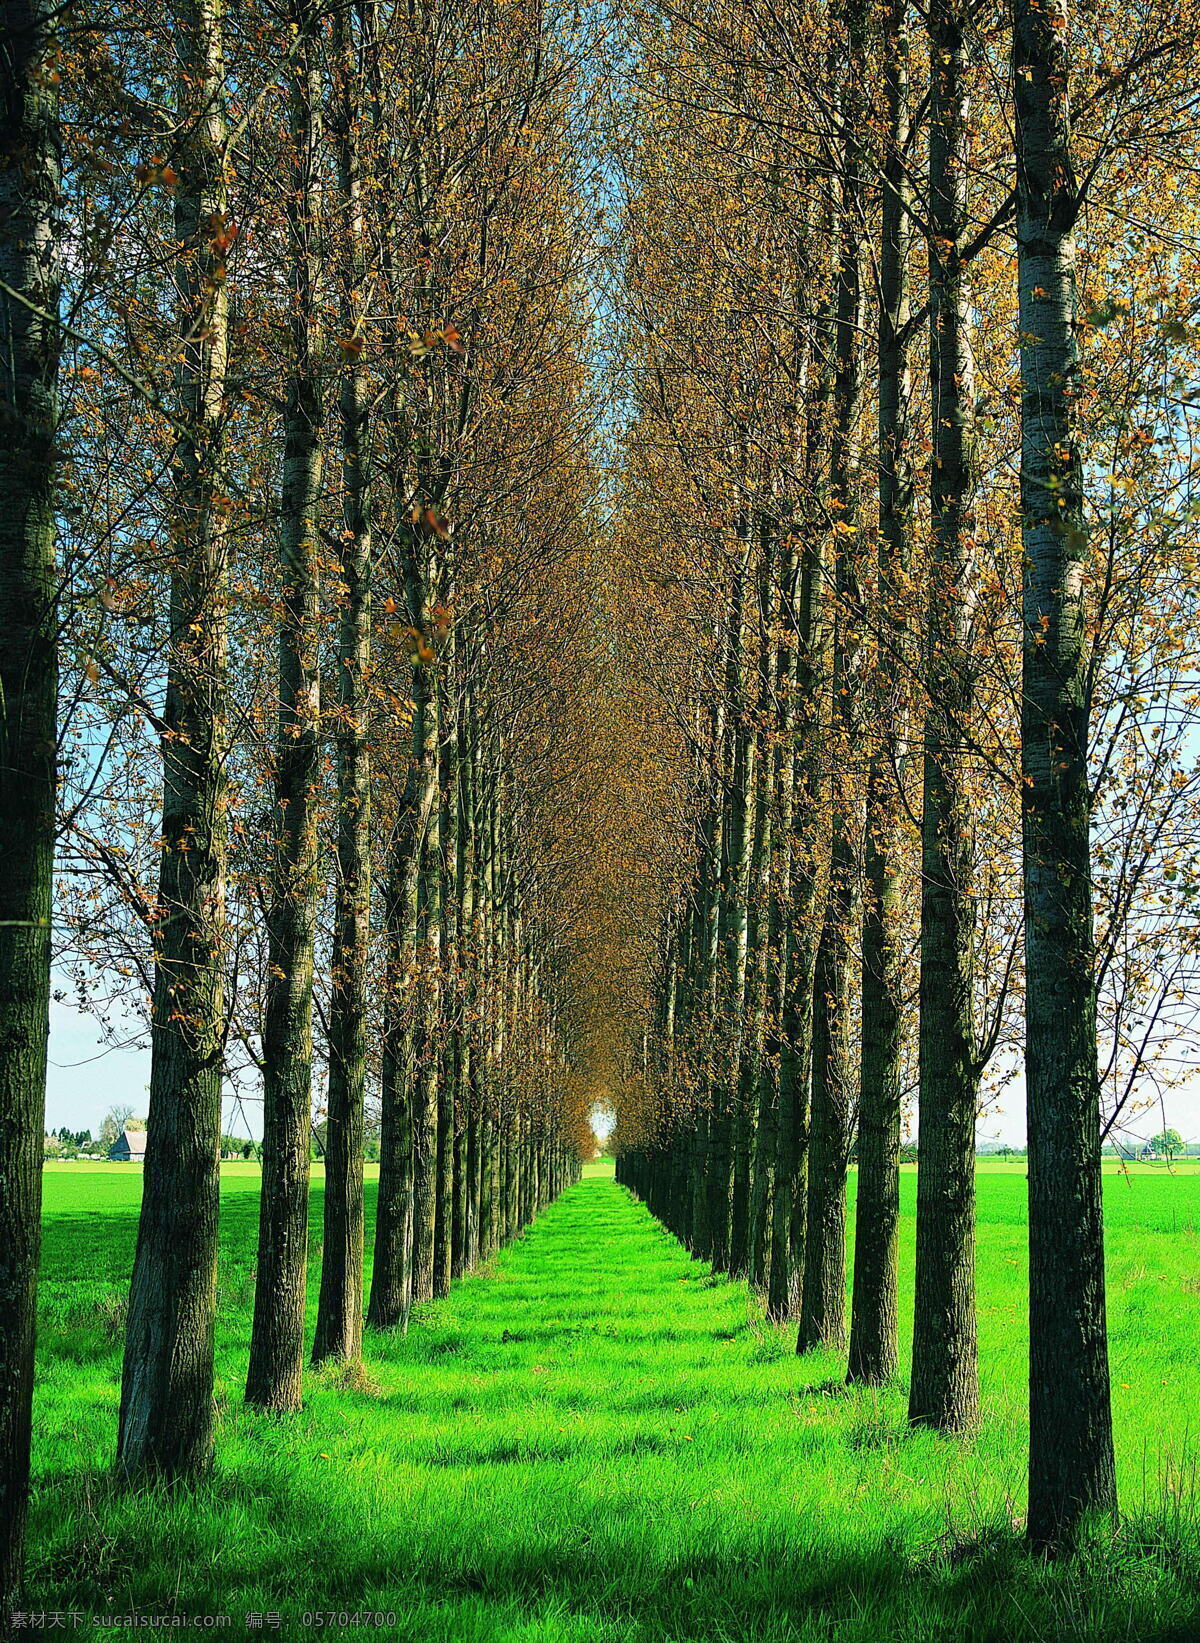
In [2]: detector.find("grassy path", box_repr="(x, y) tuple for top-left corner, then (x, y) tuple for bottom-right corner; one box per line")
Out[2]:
(28, 1167), (1200, 1641)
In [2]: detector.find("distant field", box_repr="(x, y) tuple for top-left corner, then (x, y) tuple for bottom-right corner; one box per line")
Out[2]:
(25, 1161), (1200, 1640)
(42, 1152), (1199, 1181)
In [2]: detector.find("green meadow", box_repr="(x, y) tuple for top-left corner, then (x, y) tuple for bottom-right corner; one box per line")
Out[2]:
(24, 1159), (1200, 1641)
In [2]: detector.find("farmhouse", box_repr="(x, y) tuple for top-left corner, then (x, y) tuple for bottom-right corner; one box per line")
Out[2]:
(108, 1129), (148, 1162)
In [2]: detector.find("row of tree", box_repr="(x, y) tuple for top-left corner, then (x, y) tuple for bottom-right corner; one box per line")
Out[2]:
(4, 0), (1199, 1602)
(609, 0), (1200, 1553)
(1, 0), (600, 1604)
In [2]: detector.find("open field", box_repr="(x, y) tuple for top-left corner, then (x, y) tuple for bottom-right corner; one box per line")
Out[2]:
(25, 1161), (1200, 1640)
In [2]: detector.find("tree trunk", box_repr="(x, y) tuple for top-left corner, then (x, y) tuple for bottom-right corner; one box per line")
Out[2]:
(909, 0), (980, 1434)
(478, 1108), (494, 1258)
(707, 579), (746, 1273)
(456, 680), (478, 1274)
(118, 0), (231, 1481)
(248, 0), (324, 1412)
(466, 1094), (481, 1267)
(798, 5), (867, 1356)
(313, 0), (372, 1369)
(411, 665), (442, 1304)
(368, 944), (414, 1330)
(769, 308), (831, 1326)
(689, 703), (724, 1262)
(1014, 0), (1116, 1548)
(477, 758), (498, 1259)
(848, 0), (913, 1389)
(0, 0), (60, 1596)
(800, 896), (853, 1353)
(433, 669), (456, 1299)
(747, 545), (777, 1290)
(726, 599), (758, 1278)
(368, 636), (438, 1327)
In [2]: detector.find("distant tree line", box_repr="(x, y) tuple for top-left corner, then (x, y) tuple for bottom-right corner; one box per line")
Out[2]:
(50, 1128), (92, 1149)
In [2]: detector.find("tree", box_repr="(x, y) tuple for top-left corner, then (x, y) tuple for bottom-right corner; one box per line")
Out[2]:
(118, 0), (234, 1483)
(1151, 1129), (1184, 1161)
(312, 0), (375, 1371)
(246, 0), (326, 1417)
(908, 0), (982, 1439)
(799, 0), (868, 1359)
(15, 0), (1200, 1578)
(848, 0), (915, 1390)
(1015, 0), (1116, 1551)
(0, 0), (60, 1604)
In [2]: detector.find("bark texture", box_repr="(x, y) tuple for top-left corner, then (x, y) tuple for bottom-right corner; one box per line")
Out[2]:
(798, 4), (866, 1356)
(313, 0), (372, 1369)
(909, 0), (980, 1435)
(1014, 0), (1116, 1548)
(118, 0), (231, 1481)
(0, 0), (59, 1597)
(247, 0), (324, 1412)
(848, 0), (912, 1389)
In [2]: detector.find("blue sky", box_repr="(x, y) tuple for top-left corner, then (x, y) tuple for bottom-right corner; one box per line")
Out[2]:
(47, 1001), (261, 1141)
(47, 998), (1200, 1151)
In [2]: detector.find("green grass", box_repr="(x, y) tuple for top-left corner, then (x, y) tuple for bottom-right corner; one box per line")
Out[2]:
(23, 1158), (1200, 1640)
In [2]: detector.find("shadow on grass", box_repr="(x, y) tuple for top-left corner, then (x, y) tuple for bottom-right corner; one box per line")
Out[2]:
(28, 1175), (1200, 1643)
(27, 1459), (1200, 1643)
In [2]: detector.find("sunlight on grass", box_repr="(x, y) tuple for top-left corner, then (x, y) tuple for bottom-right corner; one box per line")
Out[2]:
(26, 1164), (1200, 1641)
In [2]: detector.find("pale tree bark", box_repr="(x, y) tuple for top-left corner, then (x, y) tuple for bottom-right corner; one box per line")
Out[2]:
(247, 0), (325, 1412)
(1014, 0), (1116, 1548)
(909, 0), (980, 1434)
(118, 0), (232, 1481)
(0, 0), (60, 1598)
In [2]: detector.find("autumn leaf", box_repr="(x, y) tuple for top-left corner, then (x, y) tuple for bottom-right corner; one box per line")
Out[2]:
(204, 212), (239, 253)
(134, 158), (179, 191)
(99, 577), (135, 614)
